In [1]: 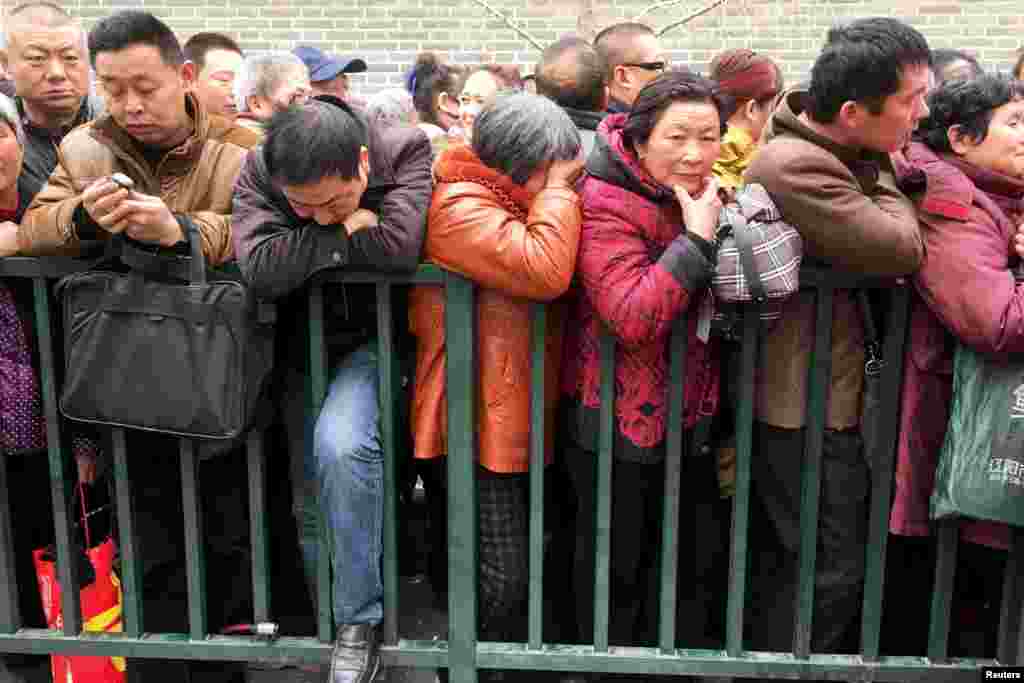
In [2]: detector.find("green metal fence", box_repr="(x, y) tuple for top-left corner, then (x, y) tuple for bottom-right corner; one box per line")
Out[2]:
(0, 257), (1013, 681)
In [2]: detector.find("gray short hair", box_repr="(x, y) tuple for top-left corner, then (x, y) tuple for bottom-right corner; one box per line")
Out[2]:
(364, 88), (415, 128)
(235, 52), (307, 113)
(0, 94), (25, 148)
(472, 92), (581, 186)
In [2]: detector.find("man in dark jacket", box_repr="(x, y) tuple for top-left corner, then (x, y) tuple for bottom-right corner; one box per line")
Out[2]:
(535, 37), (608, 156)
(232, 97), (431, 683)
(2, 2), (102, 204)
(743, 17), (929, 666)
(593, 23), (668, 114)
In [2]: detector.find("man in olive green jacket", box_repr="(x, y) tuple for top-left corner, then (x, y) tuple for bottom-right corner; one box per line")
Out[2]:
(743, 17), (930, 661)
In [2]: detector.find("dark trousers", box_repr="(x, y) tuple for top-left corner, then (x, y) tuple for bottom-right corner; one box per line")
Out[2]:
(564, 442), (725, 649)
(747, 422), (869, 655)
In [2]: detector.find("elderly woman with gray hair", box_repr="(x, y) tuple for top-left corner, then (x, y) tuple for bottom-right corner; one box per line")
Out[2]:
(0, 94), (27, 256)
(408, 92), (583, 671)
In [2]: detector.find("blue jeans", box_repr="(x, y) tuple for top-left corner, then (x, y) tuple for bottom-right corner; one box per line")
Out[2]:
(289, 343), (383, 626)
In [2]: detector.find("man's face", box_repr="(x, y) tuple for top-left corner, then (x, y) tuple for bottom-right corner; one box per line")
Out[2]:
(851, 63), (931, 154)
(6, 22), (89, 116)
(282, 151), (369, 227)
(191, 48), (243, 118)
(250, 67), (310, 120)
(96, 44), (191, 149)
(312, 73), (350, 100)
(614, 33), (669, 106)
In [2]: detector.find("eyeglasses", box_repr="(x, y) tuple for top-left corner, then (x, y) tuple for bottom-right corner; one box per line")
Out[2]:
(622, 61), (668, 73)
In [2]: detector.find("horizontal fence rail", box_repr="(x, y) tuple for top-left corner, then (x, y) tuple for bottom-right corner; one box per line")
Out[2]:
(0, 256), (1012, 681)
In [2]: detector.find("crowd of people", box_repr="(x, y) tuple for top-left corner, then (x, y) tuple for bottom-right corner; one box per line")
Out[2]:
(1, 2), (1023, 683)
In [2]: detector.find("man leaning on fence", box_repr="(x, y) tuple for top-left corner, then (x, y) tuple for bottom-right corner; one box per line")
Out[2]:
(742, 17), (929, 664)
(232, 96), (432, 683)
(17, 10), (259, 261)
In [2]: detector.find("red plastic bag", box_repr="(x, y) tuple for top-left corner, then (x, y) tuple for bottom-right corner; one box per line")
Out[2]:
(33, 485), (126, 682)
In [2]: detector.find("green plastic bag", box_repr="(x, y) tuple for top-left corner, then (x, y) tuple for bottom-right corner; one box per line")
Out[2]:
(931, 344), (1024, 526)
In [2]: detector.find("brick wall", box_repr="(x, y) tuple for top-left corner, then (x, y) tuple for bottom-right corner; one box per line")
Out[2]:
(24, 0), (1024, 96)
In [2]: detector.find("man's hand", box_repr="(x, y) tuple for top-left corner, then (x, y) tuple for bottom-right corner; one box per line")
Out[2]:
(103, 192), (183, 247)
(82, 177), (132, 233)
(344, 208), (379, 236)
(0, 221), (19, 257)
(545, 155), (585, 189)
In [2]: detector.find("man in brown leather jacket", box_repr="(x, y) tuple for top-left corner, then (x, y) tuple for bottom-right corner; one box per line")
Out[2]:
(232, 97), (432, 683)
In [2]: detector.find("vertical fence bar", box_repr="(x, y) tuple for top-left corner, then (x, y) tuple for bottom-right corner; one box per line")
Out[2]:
(793, 286), (834, 659)
(446, 273), (478, 683)
(727, 307), (759, 657)
(527, 303), (547, 650)
(247, 431), (271, 623)
(376, 282), (399, 646)
(309, 283), (333, 642)
(860, 286), (910, 660)
(112, 428), (144, 636)
(0, 444), (19, 633)
(658, 316), (688, 654)
(180, 438), (207, 640)
(33, 277), (81, 635)
(927, 520), (959, 662)
(999, 528), (1024, 663)
(593, 332), (616, 652)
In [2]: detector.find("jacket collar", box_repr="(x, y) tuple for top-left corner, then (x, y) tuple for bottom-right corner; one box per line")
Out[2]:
(586, 112), (673, 203)
(944, 154), (1024, 206)
(767, 88), (892, 193)
(433, 143), (533, 218)
(606, 97), (630, 115)
(563, 106), (606, 132)
(17, 95), (100, 140)
(88, 92), (206, 180)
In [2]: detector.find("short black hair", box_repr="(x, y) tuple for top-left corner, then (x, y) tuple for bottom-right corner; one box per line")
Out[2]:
(917, 73), (1024, 154)
(264, 96), (368, 186)
(931, 49), (982, 84)
(623, 68), (730, 149)
(807, 17), (931, 124)
(594, 22), (655, 73)
(535, 37), (608, 113)
(89, 10), (184, 68)
(183, 32), (242, 70)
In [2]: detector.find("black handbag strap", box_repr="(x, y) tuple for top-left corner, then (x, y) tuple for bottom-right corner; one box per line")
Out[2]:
(856, 290), (885, 374)
(118, 216), (206, 284)
(731, 209), (767, 304)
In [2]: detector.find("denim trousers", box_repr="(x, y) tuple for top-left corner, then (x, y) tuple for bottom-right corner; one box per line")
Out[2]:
(286, 343), (383, 626)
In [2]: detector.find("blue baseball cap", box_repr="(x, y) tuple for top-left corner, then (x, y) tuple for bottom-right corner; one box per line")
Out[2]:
(293, 46), (367, 83)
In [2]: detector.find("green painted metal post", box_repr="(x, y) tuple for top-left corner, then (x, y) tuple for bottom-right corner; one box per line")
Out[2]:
(248, 431), (272, 623)
(445, 273), (478, 683)
(0, 441), (20, 633)
(309, 283), (334, 642)
(33, 277), (81, 635)
(659, 316), (688, 654)
(180, 439), (208, 640)
(593, 332), (616, 652)
(527, 303), (547, 651)
(376, 282), (399, 646)
(860, 286), (910, 660)
(927, 521), (959, 662)
(998, 528), (1024, 663)
(727, 307), (759, 657)
(793, 286), (834, 659)
(112, 428), (144, 636)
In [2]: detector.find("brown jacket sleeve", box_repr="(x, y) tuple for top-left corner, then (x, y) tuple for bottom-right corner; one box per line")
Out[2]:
(18, 145), (91, 255)
(746, 140), (923, 276)
(425, 185), (582, 301)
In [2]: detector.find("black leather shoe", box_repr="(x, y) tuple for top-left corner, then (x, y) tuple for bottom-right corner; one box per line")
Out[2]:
(329, 623), (380, 683)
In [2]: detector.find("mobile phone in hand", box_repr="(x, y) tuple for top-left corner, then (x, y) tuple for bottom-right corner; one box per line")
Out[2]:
(110, 173), (134, 191)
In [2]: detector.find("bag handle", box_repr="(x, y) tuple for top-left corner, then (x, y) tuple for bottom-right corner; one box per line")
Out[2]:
(117, 216), (207, 284)
(730, 209), (767, 304)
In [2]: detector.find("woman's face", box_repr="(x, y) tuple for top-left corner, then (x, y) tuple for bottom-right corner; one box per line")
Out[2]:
(636, 99), (721, 195)
(459, 71), (500, 142)
(0, 122), (23, 198)
(953, 98), (1024, 179)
